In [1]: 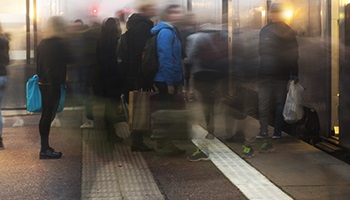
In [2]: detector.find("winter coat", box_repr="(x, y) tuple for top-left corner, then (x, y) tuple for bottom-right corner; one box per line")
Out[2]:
(37, 37), (72, 86)
(124, 13), (154, 89)
(96, 33), (124, 98)
(259, 21), (299, 80)
(151, 21), (183, 86)
(0, 34), (9, 76)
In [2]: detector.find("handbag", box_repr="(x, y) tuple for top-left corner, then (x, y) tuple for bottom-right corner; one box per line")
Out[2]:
(26, 74), (66, 113)
(128, 91), (154, 132)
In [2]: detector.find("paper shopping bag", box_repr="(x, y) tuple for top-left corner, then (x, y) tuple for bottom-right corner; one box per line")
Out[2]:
(128, 91), (154, 132)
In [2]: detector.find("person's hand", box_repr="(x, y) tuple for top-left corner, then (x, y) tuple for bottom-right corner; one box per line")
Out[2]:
(293, 77), (299, 84)
(168, 85), (175, 94)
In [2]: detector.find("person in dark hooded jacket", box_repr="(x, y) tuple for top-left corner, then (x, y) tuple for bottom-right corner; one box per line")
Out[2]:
(96, 17), (124, 143)
(253, 3), (299, 155)
(121, 1), (156, 93)
(120, 1), (156, 152)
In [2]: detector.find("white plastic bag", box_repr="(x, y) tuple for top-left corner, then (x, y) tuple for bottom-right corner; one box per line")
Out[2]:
(283, 81), (305, 124)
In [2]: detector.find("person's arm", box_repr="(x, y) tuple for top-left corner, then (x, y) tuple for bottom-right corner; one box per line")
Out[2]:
(157, 29), (176, 87)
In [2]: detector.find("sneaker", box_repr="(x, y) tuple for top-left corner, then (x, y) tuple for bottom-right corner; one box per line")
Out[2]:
(259, 141), (274, 153)
(51, 118), (61, 127)
(39, 147), (62, 159)
(80, 120), (94, 129)
(131, 143), (154, 152)
(241, 145), (254, 158)
(272, 132), (281, 139)
(0, 136), (4, 149)
(256, 131), (268, 139)
(187, 149), (210, 161)
(205, 133), (215, 139)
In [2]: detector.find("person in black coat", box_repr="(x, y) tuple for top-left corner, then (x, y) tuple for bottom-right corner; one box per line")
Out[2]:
(256, 3), (299, 143)
(37, 16), (72, 159)
(0, 22), (9, 149)
(96, 17), (124, 143)
(120, 1), (156, 152)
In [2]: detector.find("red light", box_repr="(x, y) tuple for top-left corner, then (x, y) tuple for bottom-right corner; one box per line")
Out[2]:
(92, 8), (98, 14)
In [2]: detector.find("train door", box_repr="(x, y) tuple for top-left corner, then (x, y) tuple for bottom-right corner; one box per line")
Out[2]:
(339, 1), (350, 150)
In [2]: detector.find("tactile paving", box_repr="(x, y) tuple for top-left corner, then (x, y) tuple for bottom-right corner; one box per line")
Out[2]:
(191, 124), (293, 200)
(81, 122), (164, 200)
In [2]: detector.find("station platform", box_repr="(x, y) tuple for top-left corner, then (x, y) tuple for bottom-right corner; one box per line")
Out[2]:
(0, 102), (350, 200)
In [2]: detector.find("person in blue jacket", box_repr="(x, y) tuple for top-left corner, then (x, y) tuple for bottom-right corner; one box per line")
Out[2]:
(151, 4), (185, 156)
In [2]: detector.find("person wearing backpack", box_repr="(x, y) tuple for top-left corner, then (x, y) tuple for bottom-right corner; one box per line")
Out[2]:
(118, 0), (157, 152)
(151, 5), (185, 156)
(186, 23), (229, 161)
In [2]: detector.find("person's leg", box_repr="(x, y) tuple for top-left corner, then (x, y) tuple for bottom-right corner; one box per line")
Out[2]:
(104, 98), (123, 143)
(272, 79), (289, 137)
(257, 78), (272, 138)
(39, 84), (62, 159)
(193, 78), (216, 136)
(153, 82), (185, 155)
(0, 76), (7, 149)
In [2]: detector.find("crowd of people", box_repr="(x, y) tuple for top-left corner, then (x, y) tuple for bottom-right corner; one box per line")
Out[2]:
(0, 1), (299, 161)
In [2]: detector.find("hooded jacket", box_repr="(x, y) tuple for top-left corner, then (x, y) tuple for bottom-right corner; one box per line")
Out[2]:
(124, 13), (153, 87)
(259, 21), (299, 79)
(151, 21), (182, 86)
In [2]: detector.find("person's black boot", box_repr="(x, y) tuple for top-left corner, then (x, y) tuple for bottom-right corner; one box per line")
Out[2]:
(0, 136), (4, 149)
(39, 147), (62, 159)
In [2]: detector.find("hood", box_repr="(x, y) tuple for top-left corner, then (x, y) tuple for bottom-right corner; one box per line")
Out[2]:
(126, 13), (153, 30)
(151, 21), (174, 35)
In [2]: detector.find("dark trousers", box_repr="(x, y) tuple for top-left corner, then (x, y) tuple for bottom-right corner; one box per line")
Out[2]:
(194, 80), (218, 134)
(39, 84), (61, 152)
(104, 97), (119, 137)
(258, 78), (288, 134)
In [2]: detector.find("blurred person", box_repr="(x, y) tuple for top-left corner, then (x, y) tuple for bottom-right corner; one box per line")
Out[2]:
(151, 4), (185, 156)
(179, 13), (197, 102)
(186, 23), (228, 161)
(119, 0), (157, 151)
(79, 19), (102, 129)
(250, 3), (299, 157)
(0, 22), (9, 149)
(37, 16), (72, 159)
(96, 17), (124, 143)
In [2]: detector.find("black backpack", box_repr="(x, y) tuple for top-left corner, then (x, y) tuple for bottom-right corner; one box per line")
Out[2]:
(141, 28), (174, 90)
(296, 107), (320, 145)
(140, 33), (158, 90)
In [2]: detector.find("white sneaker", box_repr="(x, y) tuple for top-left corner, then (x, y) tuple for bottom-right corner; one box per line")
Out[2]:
(80, 120), (94, 129)
(51, 118), (62, 127)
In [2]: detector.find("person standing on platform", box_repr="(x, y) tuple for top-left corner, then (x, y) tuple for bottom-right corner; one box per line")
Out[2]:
(119, 0), (157, 152)
(186, 23), (228, 161)
(96, 17), (125, 143)
(151, 5), (185, 156)
(0, 22), (9, 149)
(37, 16), (72, 159)
(244, 3), (299, 158)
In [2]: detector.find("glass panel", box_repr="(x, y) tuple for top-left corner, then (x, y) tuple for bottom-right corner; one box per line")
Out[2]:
(0, 0), (27, 61)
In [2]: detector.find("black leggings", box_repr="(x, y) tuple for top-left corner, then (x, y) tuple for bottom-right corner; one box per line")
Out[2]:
(39, 84), (60, 152)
